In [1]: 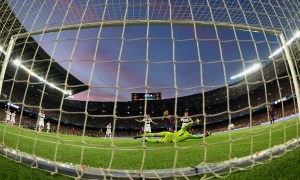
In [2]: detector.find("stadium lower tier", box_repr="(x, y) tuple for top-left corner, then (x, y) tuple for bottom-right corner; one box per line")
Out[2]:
(0, 98), (297, 137)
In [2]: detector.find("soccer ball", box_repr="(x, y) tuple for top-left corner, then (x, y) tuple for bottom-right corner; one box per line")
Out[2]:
(228, 124), (235, 130)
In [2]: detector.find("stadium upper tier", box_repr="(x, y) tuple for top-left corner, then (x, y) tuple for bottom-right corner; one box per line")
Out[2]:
(5, 36), (88, 97)
(0, 0), (88, 100)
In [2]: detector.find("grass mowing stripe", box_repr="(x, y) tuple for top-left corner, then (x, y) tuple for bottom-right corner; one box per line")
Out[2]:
(0, 128), (62, 145)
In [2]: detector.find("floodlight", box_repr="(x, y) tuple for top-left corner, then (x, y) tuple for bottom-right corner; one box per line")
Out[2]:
(269, 31), (300, 59)
(67, 91), (72, 96)
(13, 59), (21, 66)
(37, 76), (44, 81)
(12, 59), (71, 94)
(230, 63), (261, 80)
(295, 31), (300, 38)
(27, 69), (34, 75)
(252, 63), (260, 69)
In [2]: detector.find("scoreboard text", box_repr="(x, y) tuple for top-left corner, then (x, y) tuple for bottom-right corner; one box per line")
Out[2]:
(132, 92), (162, 101)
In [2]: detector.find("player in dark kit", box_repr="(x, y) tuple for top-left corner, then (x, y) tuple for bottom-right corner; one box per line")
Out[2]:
(140, 127), (144, 135)
(162, 110), (174, 132)
(269, 105), (276, 124)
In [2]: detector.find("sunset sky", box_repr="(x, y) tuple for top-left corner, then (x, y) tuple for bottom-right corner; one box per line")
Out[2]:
(9, 0), (281, 101)
(35, 25), (278, 101)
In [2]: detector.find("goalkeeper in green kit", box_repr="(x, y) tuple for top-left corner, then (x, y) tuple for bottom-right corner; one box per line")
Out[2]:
(134, 121), (211, 143)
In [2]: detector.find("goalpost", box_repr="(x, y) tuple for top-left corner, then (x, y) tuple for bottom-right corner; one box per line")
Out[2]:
(0, 0), (300, 179)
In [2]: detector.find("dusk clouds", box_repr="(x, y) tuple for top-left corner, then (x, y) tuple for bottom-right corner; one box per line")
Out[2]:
(7, 0), (281, 102)
(34, 24), (276, 101)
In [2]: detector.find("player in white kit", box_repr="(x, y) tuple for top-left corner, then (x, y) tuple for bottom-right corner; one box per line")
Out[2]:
(180, 111), (193, 129)
(38, 110), (45, 132)
(136, 114), (157, 133)
(46, 121), (50, 133)
(134, 114), (157, 141)
(5, 108), (11, 124)
(142, 114), (157, 133)
(11, 110), (16, 126)
(105, 123), (112, 138)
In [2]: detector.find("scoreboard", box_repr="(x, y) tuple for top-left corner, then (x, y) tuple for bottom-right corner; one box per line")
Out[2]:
(132, 92), (162, 101)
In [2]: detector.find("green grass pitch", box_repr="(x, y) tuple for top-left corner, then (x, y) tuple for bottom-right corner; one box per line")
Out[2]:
(0, 117), (299, 178)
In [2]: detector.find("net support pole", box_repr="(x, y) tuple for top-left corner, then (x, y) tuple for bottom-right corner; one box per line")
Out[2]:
(279, 33), (300, 121)
(0, 36), (16, 97)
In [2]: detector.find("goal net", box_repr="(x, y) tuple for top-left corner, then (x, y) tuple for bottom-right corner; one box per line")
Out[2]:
(0, 0), (300, 179)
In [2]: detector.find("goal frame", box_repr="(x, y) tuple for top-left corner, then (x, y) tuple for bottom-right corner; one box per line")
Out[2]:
(0, 21), (300, 178)
(0, 1), (300, 175)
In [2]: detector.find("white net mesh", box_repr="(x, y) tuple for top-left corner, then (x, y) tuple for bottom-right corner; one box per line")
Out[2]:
(0, 0), (300, 179)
